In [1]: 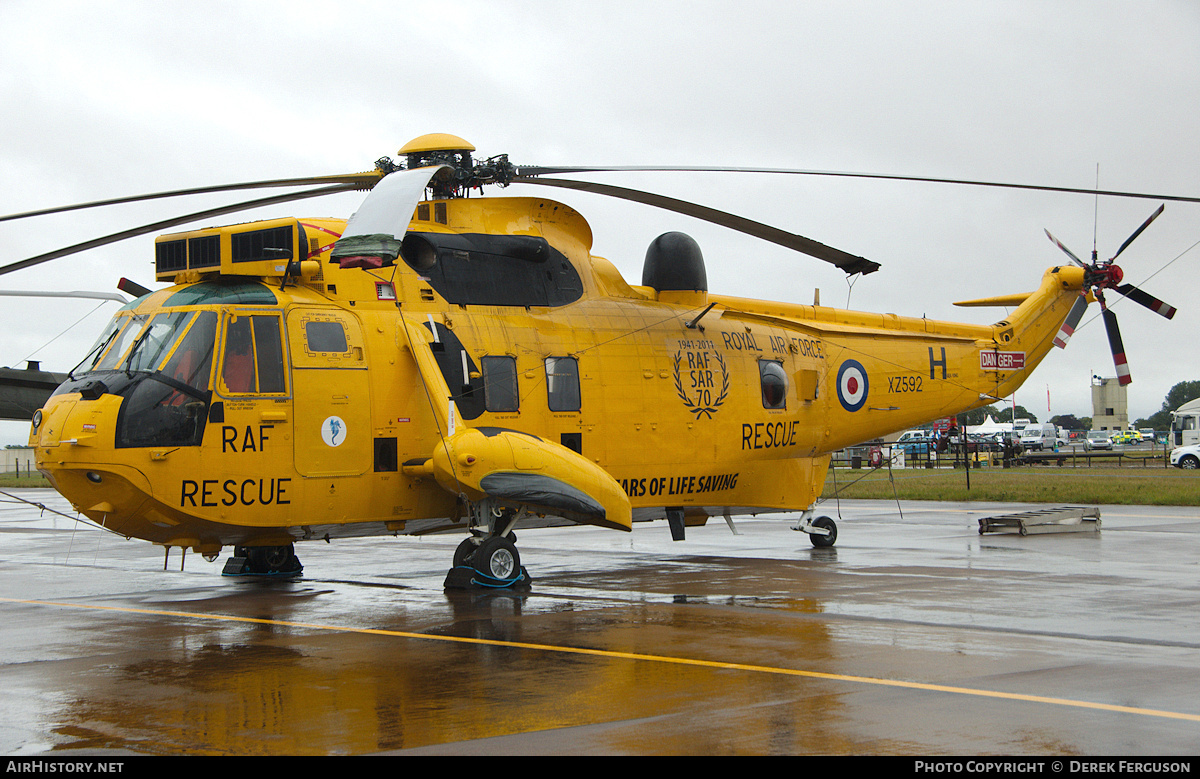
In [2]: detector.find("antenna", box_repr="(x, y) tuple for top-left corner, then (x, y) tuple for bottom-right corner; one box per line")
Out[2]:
(1092, 163), (1100, 263)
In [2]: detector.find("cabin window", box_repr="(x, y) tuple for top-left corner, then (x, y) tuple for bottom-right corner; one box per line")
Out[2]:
(400, 232), (584, 307)
(545, 356), (580, 412)
(305, 320), (348, 353)
(482, 356), (519, 413)
(221, 314), (286, 395)
(759, 360), (788, 409)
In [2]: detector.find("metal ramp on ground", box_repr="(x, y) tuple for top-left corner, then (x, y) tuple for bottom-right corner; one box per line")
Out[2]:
(978, 506), (1101, 536)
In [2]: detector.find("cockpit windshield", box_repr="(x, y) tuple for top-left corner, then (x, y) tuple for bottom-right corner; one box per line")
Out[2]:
(78, 311), (216, 381)
(123, 311), (192, 373)
(60, 309), (220, 448)
(75, 312), (146, 375)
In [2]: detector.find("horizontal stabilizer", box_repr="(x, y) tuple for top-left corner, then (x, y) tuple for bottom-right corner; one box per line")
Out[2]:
(954, 293), (1032, 308)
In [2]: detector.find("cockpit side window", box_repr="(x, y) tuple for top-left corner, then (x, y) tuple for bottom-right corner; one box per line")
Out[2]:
(220, 313), (287, 395)
(254, 316), (285, 393)
(222, 317), (254, 392)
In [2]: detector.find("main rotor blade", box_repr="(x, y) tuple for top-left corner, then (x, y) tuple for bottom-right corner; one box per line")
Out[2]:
(0, 172), (381, 224)
(1114, 283), (1177, 319)
(1044, 229), (1086, 267)
(1053, 292), (1089, 349)
(0, 183), (358, 277)
(1111, 204), (1165, 261)
(1102, 308), (1132, 386)
(0, 289), (127, 303)
(515, 165), (1200, 204)
(510, 175), (880, 275)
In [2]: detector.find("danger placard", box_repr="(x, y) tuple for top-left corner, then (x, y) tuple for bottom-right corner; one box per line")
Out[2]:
(980, 351), (1025, 370)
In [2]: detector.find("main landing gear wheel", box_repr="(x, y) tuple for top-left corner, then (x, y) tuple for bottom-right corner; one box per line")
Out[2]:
(445, 534), (530, 589)
(452, 531), (519, 569)
(809, 516), (838, 548)
(222, 544), (303, 576)
(473, 536), (520, 580)
(445, 502), (531, 590)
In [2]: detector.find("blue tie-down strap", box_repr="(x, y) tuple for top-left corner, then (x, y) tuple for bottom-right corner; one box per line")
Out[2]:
(444, 565), (532, 590)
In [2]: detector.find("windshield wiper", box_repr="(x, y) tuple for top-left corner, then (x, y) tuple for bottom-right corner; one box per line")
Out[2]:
(68, 330), (118, 380)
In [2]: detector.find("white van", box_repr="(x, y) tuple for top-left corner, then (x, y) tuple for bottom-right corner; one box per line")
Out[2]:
(1018, 423), (1058, 451)
(1172, 398), (1200, 447)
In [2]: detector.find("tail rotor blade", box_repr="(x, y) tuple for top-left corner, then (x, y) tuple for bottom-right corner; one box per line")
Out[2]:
(1044, 229), (1086, 267)
(1053, 292), (1089, 348)
(1114, 283), (1177, 320)
(1111, 204), (1165, 261)
(1102, 308), (1132, 385)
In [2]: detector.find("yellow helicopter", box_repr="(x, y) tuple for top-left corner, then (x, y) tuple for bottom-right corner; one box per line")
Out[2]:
(6, 133), (1181, 587)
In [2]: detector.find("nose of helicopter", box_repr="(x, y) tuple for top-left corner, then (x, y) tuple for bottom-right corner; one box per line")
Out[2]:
(31, 392), (157, 536)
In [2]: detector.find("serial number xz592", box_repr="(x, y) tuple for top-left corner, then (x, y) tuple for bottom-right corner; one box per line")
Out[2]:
(888, 375), (924, 393)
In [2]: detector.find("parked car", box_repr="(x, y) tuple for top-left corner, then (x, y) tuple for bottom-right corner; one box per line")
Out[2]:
(1170, 444), (1200, 469)
(1085, 431), (1113, 450)
(1112, 431), (1140, 446)
(894, 429), (933, 455)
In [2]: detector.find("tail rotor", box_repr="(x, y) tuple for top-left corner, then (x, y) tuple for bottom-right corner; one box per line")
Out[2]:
(1045, 204), (1176, 386)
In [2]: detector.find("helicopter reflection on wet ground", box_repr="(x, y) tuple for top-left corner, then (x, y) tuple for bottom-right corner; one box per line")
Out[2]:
(1, 488), (1198, 755)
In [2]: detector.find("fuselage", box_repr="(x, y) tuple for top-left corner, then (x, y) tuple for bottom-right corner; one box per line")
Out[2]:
(29, 195), (1084, 555)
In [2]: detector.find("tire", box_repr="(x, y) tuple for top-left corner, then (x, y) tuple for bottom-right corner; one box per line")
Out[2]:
(1180, 455), (1200, 470)
(810, 516), (837, 548)
(245, 544), (300, 574)
(472, 536), (520, 580)
(453, 536), (479, 568)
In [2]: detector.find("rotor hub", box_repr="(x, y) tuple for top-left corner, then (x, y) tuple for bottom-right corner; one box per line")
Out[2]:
(1092, 263), (1124, 289)
(388, 134), (516, 199)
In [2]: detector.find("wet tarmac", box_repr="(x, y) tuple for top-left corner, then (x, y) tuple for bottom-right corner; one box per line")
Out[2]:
(1, 488), (1198, 756)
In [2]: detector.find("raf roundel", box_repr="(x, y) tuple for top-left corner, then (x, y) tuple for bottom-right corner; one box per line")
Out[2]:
(836, 360), (869, 412)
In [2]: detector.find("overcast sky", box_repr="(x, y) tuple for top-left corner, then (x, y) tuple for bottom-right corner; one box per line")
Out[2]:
(3, 0), (1198, 443)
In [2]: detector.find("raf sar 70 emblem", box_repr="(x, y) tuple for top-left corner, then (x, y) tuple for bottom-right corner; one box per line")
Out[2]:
(673, 344), (730, 419)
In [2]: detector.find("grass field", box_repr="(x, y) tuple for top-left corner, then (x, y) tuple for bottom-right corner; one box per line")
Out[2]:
(0, 472), (49, 488)
(822, 464), (1200, 505)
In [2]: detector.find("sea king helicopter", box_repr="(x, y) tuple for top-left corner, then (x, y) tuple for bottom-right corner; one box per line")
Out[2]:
(5, 133), (1182, 587)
